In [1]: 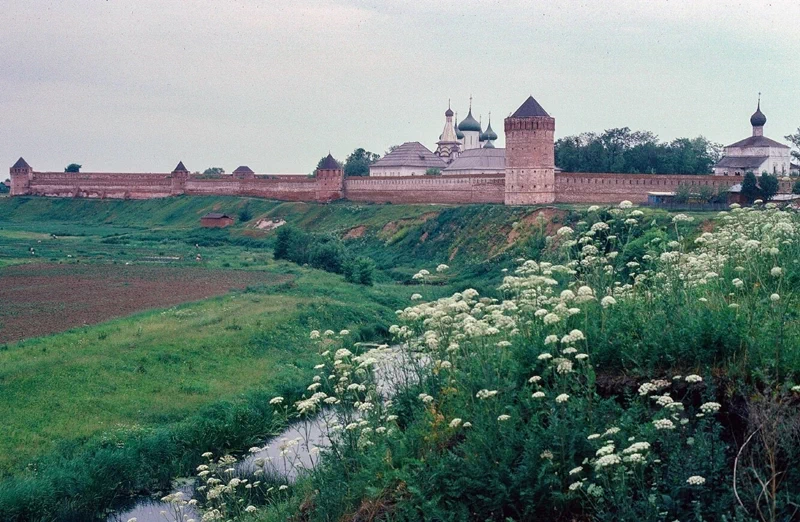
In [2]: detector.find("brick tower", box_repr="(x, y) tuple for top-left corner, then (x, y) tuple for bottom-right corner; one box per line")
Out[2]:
(314, 153), (344, 202)
(170, 161), (189, 195)
(504, 96), (556, 205)
(9, 157), (33, 196)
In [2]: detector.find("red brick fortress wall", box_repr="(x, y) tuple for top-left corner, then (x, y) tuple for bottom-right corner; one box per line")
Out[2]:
(23, 172), (176, 199)
(344, 174), (505, 204)
(554, 172), (793, 204)
(13, 169), (345, 202)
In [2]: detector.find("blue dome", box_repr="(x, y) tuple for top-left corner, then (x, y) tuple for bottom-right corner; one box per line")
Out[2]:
(750, 102), (766, 127)
(458, 110), (482, 132)
(483, 121), (498, 141)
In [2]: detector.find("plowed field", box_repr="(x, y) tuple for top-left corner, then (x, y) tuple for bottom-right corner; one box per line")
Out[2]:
(0, 263), (289, 342)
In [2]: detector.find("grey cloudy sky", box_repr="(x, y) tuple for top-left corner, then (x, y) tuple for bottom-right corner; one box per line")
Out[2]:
(2, 0), (799, 174)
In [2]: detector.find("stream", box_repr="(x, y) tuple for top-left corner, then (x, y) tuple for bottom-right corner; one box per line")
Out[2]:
(105, 344), (411, 522)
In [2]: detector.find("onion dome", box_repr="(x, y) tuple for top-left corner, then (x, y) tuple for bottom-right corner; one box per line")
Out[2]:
(750, 100), (766, 127)
(445, 107), (454, 117)
(455, 126), (464, 140)
(458, 109), (482, 132)
(483, 119), (498, 141)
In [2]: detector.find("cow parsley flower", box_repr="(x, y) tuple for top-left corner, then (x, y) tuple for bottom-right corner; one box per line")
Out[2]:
(653, 419), (675, 430)
(497, 414), (511, 422)
(685, 374), (703, 383)
(556, 393), (570, 403)
(595, 454), (621, 469)
(543, 313), (560, 325)
(476, 389), (498, 399)
(700, 402), (721, 414)
(269, 397), (284, 405)
(601, 295), (617, 308)
(449, 418), (462, 428)
(686, 476), (706, 485)
(532, 391), (546, 399)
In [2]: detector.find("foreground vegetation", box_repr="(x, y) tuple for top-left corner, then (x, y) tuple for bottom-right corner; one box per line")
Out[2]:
(157, 202), (800, 522)
(4, 196), (791, 521)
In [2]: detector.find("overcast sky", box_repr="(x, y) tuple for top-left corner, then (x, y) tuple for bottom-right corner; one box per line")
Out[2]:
(2, 0), (799, 174)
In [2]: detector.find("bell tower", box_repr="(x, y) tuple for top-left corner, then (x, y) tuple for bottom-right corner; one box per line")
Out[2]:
(504, 96), (556, 205)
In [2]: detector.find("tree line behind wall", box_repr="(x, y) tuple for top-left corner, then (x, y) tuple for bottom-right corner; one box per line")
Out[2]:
(555, 128), (722, 175)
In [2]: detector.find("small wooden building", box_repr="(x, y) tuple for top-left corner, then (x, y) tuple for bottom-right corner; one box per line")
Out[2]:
(200, 212), (234, 228)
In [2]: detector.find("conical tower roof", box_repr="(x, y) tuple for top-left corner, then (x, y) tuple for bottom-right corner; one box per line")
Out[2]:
(319, 153), (340, 170)
(511, 96), (550, 118)
(174, 161), (188, 172)
(11, 157), (31, 169)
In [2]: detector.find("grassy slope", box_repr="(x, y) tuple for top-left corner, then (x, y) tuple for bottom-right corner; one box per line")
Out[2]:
(0, 197), (490, 475)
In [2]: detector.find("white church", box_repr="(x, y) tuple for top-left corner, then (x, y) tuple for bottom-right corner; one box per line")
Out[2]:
(713, 99), (792, 176)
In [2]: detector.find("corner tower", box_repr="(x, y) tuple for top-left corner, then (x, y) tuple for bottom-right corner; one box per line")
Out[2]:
(504, 96), (555, 205)
(9, 157), (33, 196)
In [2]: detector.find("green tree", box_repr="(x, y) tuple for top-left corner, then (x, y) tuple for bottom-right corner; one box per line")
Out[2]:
(64, 163), (81, 173)
(238, 206), (252, 223)
(202, 167), (225, 177)
(425, 168), (442, 176)
(554, 130), (720, 174)
(792, 180), (800, 195)
(0, 179), (9, 193)
(696, 184), (715, 203)
(758, 173), (779, 201)
(673, 183), (693, 204)
(741, 172), (761, 204)
(343, 148), (380, 177)
(344, 257), (374, 286)
(785, 127), (800, 163)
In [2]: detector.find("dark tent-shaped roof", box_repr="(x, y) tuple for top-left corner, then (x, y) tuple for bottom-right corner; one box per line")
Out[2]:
(511, 96), (550, 118)
(11, 157), (31, 169)
(233, 165), (254, 173)
(319, 153), (341, 170)
(173, 161), (188, 172)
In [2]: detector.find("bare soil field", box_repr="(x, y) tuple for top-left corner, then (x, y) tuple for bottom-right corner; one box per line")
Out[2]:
(0, 263), (290, 343)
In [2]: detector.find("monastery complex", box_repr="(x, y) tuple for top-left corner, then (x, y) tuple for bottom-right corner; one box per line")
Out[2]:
(9, 96), (795, 206)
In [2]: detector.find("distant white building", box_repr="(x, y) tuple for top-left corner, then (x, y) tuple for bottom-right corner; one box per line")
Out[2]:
(714, 99), (791, 176)
(369, 142), (447, 176)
